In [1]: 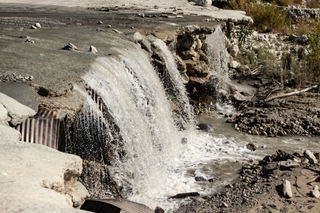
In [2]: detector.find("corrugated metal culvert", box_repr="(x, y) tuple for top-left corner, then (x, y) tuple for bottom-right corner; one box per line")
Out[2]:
(15, 109), (67, 151)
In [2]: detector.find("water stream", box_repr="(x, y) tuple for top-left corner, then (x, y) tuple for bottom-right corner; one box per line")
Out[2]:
(73, 35), (320, 212)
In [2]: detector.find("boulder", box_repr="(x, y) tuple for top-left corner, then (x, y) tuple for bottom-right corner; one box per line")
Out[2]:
(304, 150), (318, 164)
(283, 180), (293, 198)
(0, 137), (88, 212)
(0, 92), (36, 126)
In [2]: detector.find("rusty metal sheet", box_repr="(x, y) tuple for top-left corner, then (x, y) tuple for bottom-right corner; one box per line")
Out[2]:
(81, 199), (155, 213)
(15, 109), (67, 151)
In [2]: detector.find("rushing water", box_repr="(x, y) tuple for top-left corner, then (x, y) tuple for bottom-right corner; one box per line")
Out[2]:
(73, 36), (320, 212)
(206, 26), (229, 81)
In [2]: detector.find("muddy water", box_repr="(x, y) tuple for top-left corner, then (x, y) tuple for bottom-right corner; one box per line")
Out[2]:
(195, 113), (320, 194)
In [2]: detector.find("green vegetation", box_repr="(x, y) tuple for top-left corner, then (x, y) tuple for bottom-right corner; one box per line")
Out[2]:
(228, 0), (320, 83)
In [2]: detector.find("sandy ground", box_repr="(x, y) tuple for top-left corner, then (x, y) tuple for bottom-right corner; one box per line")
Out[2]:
(0, 0), (251, 22)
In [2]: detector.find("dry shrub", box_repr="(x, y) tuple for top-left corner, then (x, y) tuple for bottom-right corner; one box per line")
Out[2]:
(306, 0), (320, 8)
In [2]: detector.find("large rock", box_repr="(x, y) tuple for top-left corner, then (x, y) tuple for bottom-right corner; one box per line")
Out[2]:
(0, 103), (9, 121)
(0, 137), (89, 212)
(0, 92), (36, 126)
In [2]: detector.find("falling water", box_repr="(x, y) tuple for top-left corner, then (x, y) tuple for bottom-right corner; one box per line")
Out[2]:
(72, 37), (257, 211)
(206, 26), (229, 81)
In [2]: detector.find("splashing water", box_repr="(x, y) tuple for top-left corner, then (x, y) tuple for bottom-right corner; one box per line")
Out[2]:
(73, 38), (259, 211)
(207, 26), (229, 81)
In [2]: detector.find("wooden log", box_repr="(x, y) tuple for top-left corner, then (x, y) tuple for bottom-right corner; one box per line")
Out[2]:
(264, 85), (318, 102)
(169, 192), (200, 199)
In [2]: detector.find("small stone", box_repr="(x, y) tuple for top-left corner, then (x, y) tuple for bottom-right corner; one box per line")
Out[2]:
(229, 61), (240, 69)
(181, 137), (187, 145)
(88, 45), (98, 53)
(195, 176), (207, 182)
(25, 38), (34, 43)
(222, 202), (228, 208)
(311, 188), (320, 198)
(35, 23), (41, 28)
(283, 180), (293, 198)
(246, 142), (257, 151)
(107, 25), (111, 28)
(30, 25), (37, 29)
(304, 150), (318, 164)
(97, 21), (103, 24)
(155, 206), (165, 213)
(62, 43), (78, 50)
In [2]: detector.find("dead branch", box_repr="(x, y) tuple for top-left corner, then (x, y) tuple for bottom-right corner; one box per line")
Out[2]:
(264, 85), (318, 102)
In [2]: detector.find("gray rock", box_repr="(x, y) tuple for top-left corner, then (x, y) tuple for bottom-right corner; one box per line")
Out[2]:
(283, 180), (293, 198)
(0, 92), (36, 126)
(30, 25), (37, 29)
(0, 137), (88, 212)
(88, 45), (98, 53)
(97, 21), (103, 24)
(304, 150), (318, 164)
(0, 103), (9, 121)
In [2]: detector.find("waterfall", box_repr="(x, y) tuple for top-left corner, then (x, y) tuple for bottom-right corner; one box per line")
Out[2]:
(71, 37), (248, 211)
(206, 26), (229, 81)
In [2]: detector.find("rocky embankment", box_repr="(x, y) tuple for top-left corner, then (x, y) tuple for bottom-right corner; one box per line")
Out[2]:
(175, 149), (320, 213)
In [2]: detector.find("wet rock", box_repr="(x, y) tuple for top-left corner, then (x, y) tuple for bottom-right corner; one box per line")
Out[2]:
(88, 45), (98, 53)
(246, 142), (257, 151)
(195, 176), (207, 181)
(62, 43), (78, 50)
(155, 206), (165, 213)
(125, 32), (143, 43)
(181, 137), (188, 145)
(197, 123), (214, 132)
(283, 180), (292, 198)
(197, 0), (212, 7)
(230, 91), (246, 102)
(304, 150), (318, 164)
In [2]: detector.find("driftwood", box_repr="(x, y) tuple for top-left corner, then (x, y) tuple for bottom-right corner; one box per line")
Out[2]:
(169, 192), (200, 199)
(264, 85), (318, 102)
